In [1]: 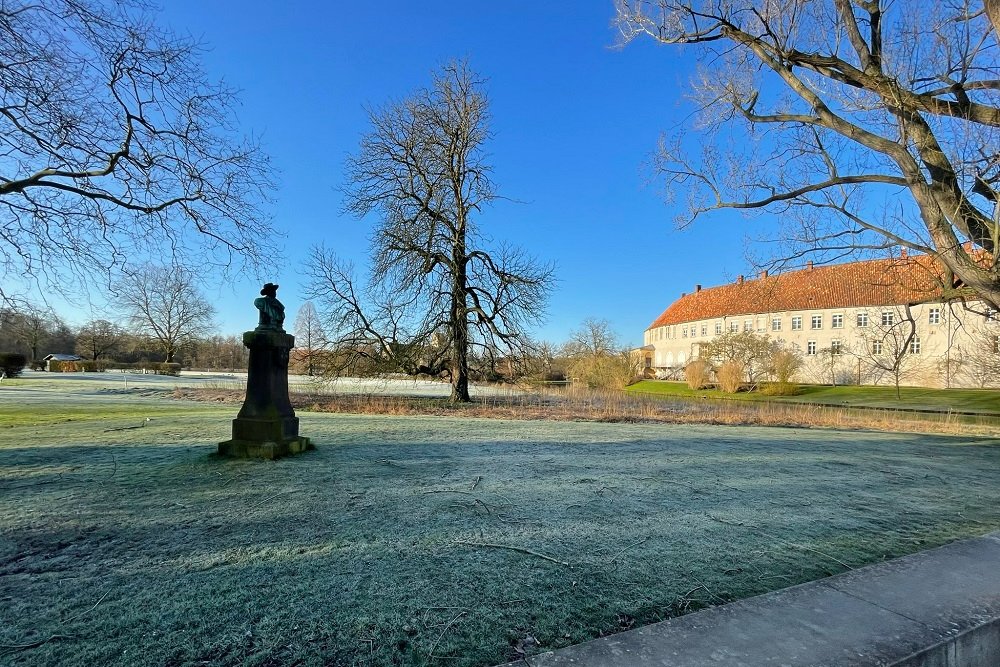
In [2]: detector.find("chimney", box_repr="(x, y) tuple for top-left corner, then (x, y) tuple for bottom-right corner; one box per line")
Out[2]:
(695, 284), (702, 292)
(900, 248), (908, 258)
(806, 261), (813, 270)
(680, 292), (686, 298)
(737, 275), (744, 284)
(759, 270), (768, 279)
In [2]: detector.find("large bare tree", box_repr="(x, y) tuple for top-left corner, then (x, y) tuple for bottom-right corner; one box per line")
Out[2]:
(307, 61), (553, 402)
(0, 0), (275, 303)
(117, 265), (215, 363)
(292, 301), (327, 376)
(615, 1), (1000, 308)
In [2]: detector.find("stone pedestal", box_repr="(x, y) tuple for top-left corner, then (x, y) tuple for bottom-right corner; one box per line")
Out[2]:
(218, 329), (313, 459)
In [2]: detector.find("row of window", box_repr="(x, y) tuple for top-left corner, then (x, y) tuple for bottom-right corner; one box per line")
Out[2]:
(651, 307), (951, 342)
(803, 337), (922, 356)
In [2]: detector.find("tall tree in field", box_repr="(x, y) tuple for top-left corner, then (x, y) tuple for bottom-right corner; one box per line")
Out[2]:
(0, 0), (275, 304)
(293, 301), (327, 376)
(76, 319), (126, 361)
(615, 1), (1000, 310)
(308, 61), (553, 402)
(117, 266), (215, 363)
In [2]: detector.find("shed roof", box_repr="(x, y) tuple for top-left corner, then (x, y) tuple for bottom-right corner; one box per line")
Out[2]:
(648, 255), (951, 330)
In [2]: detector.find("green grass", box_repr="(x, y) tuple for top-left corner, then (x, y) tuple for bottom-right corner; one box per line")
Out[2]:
(628, 380), (1000, 415)
(3, 386), (1000, 666)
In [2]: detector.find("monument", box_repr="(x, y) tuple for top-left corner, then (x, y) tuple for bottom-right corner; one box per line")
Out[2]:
(218, 283), (313, 459)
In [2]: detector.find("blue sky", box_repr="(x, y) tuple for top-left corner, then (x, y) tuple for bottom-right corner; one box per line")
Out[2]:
(150, 1), (766, 347)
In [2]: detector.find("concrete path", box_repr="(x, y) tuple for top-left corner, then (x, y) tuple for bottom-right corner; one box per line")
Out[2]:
(497, 532), (1000, 667)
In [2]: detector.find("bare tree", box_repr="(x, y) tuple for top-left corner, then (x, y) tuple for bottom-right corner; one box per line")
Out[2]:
(117, 266), (215, 363)
(564, 318), (640, 389)
(75, 319), (126, 361)
(0, 1), (276, 304)
(307, 61), (553, 402)
(615, 1), (1000, 309)
(293, 301), (327, 376)
(853, 305), (924, 397)
(698, 330), (779, 388)
(0, 304), (69, 360)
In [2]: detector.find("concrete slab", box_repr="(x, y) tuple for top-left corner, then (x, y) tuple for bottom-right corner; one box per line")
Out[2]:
(495, 532), (1000, 667)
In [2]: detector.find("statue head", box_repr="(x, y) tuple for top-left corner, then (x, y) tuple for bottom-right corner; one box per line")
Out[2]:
(260, 282), (279, 297)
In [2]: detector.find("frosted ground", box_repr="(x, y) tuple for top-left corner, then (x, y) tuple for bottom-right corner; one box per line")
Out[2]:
(2, 380), (1000, 666)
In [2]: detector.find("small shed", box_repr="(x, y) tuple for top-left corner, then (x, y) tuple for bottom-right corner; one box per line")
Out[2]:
(42, 353), (83, 371)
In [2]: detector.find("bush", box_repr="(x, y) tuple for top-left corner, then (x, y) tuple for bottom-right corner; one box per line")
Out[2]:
(760, 381), (800, 396)
(684, 359), (712, 390)
(156, 363), (182, 376)
(0, 353), (27, 378)
(716, 361), (745, 393)
(770, 349), (803, 384)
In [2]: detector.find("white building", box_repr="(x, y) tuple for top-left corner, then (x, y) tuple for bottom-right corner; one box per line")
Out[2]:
(641, 255), (1000, 388)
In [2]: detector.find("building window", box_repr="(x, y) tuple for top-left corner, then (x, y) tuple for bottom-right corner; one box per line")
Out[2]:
(882, 311), (895, 326)
(771, 317), (782, 331)
(986, 308), (996, 322)
(857, 312), (869, 328)
(757, 317), (765, 332)
(744, 319), (752, 332)
(811, 314), (823, 329)
(791, 316), (802, 331)
(715, 322), (722, 335)
(682, 327), (688, 338)
(909, 336), (921, 354)
(993, 335), (1000, 354)
(807, 341), (817, 355)
(872, 340), (883, 354)
(928, 307), (941, 325)
(701, 324), (708, 336)
(831, 339), (842, 355)
(730, 322), (739, 333)
(832, 314), (844, 329)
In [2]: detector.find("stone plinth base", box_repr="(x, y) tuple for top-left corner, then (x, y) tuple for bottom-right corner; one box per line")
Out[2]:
(218, 435), (313, 460)
(217, 327), (312, 460)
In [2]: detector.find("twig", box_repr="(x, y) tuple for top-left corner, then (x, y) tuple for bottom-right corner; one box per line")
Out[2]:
(473, 498), (492, 515)
(471, 475), (482, 491)
(454, 540), (569, 566)
(63, 588), (111, 624)
(704, 514), (853, 570)
(428, 610), (467, 660)
(422, 489), (477, 497)
(608, 537), (650, 563)
(0, 634), (74, 653)
(253, 489), (300, 508)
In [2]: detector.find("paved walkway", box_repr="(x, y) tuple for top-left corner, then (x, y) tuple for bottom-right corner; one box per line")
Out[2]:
(497, 532), (1000, 666)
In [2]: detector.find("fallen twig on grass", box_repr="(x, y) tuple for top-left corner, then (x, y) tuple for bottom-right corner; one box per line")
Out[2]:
(0, 634), (74, 654)
(428, 609), (467, 660)
(704, 514), (854, 570)
(253, 489), (301, 508)
(62, 588), (111, 624)
(608, 537), (650, 563)
(471, 475), (482, 491)
(454, 540), (569, 566)
(103, 418), (151, 432)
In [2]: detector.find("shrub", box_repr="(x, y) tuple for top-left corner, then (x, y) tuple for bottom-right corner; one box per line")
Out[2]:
(684, 359), (712, 390)
(760, 381), (800, 396)
(156, 363), (182, 376)
(770, 349), (803, 384)
(0, 353), (27, 378)
(716, 361), (745, 393)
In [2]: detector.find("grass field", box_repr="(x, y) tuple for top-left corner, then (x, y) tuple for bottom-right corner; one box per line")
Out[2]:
(3, 383), (1000, 666)
(628, 380), (1000, 414)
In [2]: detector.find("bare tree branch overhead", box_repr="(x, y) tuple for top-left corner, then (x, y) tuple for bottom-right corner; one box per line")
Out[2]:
(307, 61), (554, 402)
(0, 0), (277, 303)
(615, 0), (1000, 308)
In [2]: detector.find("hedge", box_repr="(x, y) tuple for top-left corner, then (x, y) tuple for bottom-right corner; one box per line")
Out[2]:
(46, 360), (181, 375)
(0, 354), (27, 378)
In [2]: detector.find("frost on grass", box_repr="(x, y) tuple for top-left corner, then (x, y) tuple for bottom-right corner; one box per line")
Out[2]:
(1, 389), (1000, 666)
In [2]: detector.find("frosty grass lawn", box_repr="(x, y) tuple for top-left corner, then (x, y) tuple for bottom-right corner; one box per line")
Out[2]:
(3, 383), (1000, 666)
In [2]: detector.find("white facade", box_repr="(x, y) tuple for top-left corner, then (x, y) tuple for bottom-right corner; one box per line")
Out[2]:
(643, 301), (1000, 388)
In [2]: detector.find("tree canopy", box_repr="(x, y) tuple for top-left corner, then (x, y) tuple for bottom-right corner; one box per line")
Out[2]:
(308, 61), (553, 402)
(0, 0), (276, 303)
(615, 0), (1000, 309)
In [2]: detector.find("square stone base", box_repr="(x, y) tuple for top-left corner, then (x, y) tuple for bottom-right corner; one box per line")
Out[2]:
(217, 436), (314, 460)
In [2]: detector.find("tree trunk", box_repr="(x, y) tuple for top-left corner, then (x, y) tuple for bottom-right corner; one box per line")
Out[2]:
(166, 348), (175, 363)
(450, 245), (471, 403)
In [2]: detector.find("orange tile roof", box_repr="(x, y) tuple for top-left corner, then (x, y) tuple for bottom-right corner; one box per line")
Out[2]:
(648, 255), (951, 330)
